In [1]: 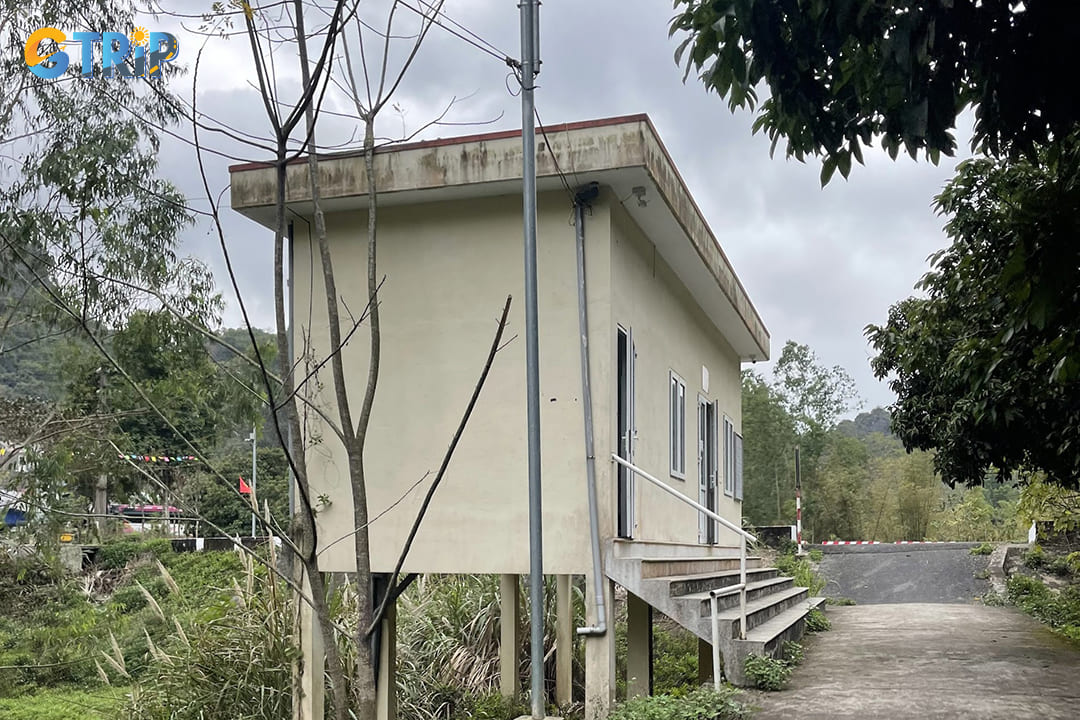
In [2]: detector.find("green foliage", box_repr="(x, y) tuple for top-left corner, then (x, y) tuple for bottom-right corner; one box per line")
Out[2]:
(930, 486), (1026, 543)
(670, 1), (1077, 176)
(180, 447), (289, 537)
(0, 686), (127, 720)
(1024, 545), (1046, 570)
(97, 538), (175, 571)
(775, 553), (825, 596)
(652, 624), (699, 695)
(824, 597), (855, 606)
(805, 609), (830, 633)
(743, 653), (792, 691)
(781, 641), (804, 666)
(1005, 575), (1080, 643)
(607, 686), (747, 719)
(807, 549), (823, 563)
(0, 539), (245, 703)
(740, 342), (859, 533)
(970, 543), (995, 556)
(868, 138), (1080, 490)
(1018, 475), (1080, 532)
(118, 554), (295, 720)
(389, 574), (585, 718)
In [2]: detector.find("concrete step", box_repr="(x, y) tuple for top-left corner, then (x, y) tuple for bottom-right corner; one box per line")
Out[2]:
(677, 576), (794, 614)
(610, 539), (744, 559)
(638, 555), (764, 579)
(709, 584), (809, 637)
(723, 597), (826, 686)
(666, 567), (780, 597)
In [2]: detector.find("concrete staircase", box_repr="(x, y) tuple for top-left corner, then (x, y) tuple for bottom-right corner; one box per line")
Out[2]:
(605, 540), (825, 686)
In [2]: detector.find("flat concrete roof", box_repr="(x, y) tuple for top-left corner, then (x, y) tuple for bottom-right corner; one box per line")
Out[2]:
(229, 114), (769, 360)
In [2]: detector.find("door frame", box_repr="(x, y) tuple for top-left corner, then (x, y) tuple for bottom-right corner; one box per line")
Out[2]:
(616, 325), (635, 539)
(698, 395), (718, 544)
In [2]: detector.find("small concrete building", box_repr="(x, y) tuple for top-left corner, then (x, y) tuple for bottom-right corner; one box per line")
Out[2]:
(230, 115), (820, 719)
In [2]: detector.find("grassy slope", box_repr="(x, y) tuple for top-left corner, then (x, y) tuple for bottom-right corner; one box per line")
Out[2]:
(0, 538), (243, 715)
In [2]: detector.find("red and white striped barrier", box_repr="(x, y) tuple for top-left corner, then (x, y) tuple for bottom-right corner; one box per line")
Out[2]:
(821, 540), (880, 545)
(819, 540), (962, 545)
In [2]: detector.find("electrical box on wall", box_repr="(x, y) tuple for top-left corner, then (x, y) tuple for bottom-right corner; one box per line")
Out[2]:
(702, 365), (710, 394)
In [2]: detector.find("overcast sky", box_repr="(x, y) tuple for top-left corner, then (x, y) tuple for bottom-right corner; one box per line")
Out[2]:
(152, 0), (974, 414)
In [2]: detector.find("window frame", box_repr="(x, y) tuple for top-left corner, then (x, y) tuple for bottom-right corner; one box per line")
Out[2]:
(723, 415), (735, 496)
(668, 370), (687, 479)
(734, 431), (744, 501)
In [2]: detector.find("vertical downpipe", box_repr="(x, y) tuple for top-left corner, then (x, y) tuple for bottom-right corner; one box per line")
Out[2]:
(573, 191), (607, 637)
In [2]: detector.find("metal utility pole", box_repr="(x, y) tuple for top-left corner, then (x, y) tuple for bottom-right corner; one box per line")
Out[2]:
(248, 426), (258, 537)
(518, 1), (544, 717)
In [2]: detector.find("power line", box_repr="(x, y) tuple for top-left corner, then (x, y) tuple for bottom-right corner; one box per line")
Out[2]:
(397, 0), (515, 68)
(534, 106), (577, 203)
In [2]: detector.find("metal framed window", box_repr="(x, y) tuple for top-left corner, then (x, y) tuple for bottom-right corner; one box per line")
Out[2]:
(669, 371), (686, 478)
(734, 432), (744, 501)
(723, 416), (735, 496)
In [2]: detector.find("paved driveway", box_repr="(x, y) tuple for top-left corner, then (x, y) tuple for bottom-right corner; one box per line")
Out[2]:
(747, 604), (1080, 719)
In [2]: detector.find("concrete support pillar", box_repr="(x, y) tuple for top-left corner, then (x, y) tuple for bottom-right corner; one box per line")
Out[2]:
(499, 574), (521, 699)
(294, 573), (324, 720)
(626, 592), (652, 699)
(584, 577), (615, 720)
(698, 638), (713, 686)
(555, 574), (574, 706)
(376, 600), (397, 720)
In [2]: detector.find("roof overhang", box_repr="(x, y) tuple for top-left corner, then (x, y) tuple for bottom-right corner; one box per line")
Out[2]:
(229, 114), (769, 360)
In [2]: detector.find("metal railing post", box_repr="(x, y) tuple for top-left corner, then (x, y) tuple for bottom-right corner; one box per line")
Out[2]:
(710, 593), (721, 692)
(739, 536), (747, 640)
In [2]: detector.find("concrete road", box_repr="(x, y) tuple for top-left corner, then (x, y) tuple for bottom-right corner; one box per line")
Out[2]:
(817, 544), (991, 604)
(747, 604), (1080, 719)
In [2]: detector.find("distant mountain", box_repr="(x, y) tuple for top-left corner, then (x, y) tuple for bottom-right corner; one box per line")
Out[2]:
(836, 406), (893, 439)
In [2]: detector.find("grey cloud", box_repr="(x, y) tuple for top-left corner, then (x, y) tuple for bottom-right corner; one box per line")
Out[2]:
(156, 0), (973, 413)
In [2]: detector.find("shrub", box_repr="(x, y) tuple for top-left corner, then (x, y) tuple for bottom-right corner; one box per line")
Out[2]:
(774, 553), (826, 595)
(117, 553), (294, 720)
(781, 641), (804, 665)
(97, 538), (174, 570)
(805, 608), (830, 632)
(808, 549), (824, 563)
(743, 653), (791, 691)
(1023, 544), (1046, 569)
(969, 543), (995, 556)
(1005, 574), (1080, 639)
(607, 686), (747, 719)
(652, 624), (698, 694)
(825, 597), (856, 606)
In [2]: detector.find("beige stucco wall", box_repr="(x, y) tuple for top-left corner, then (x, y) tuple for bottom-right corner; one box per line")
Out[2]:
(294, 191), (612, 574)
(608, 201), (745, 547)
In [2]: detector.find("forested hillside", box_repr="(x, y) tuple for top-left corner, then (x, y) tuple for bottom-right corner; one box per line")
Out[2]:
(743, 341), (1026, 543)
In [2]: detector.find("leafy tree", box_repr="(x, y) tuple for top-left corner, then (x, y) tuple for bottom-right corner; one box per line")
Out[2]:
(812, 434), (868, 540)
(181, 447), (289, 537)
(670, 0), (1080, 180)
(741, 341), (859, 535)
(867, 138), (1080, 488)
(741, 370), (797, 526)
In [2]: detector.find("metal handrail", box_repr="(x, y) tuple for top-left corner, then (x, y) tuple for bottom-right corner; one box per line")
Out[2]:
(611, 454), (753, 688)
(611, 454), (756, 543)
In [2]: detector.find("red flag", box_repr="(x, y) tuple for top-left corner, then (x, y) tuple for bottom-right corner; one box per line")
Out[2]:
(239, 476), (252, 494)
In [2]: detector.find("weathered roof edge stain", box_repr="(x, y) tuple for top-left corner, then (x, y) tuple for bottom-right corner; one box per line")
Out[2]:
(635, 120), (770, 357)
(229, 114), (768, 358)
